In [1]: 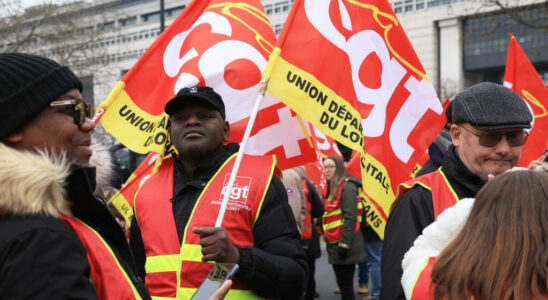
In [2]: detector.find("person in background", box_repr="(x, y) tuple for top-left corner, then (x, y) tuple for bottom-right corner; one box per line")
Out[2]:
(282, 166), (308, 233)
(381, 82), (533, 300)
(401, 170), (548, 300)
(0, 53), (150, 299)
(323, 155), (365, 300)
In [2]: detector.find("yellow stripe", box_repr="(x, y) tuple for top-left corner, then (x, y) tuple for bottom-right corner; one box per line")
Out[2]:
(438, 169), (459, 202)
(180, 244), (204, 262)
(323, 219), (343, 230)
(323, 209), (341, 217)
(151, 296), (175, 300)
(254, 156), (277, 227)
(145, 255), (179, 273)
(409, 257), (431, 300)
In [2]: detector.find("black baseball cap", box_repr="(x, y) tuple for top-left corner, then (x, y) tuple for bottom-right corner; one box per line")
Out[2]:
(164, 86), (225, 119)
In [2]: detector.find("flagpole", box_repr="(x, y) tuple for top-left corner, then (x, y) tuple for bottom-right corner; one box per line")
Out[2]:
(215, 78), (270, 227)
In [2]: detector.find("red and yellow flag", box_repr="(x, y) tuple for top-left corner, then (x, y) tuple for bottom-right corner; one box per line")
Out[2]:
(97, 0), (324, 221)
(503, 33), (548, 166)
(96, 0), (318, 169)
(264, 0), (446, 238)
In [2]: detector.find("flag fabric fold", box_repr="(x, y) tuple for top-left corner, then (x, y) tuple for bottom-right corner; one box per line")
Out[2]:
(264, 0), (446, 238)
(97, 0), (321, 221)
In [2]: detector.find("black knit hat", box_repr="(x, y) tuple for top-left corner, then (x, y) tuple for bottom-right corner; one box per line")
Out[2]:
(452, 82), (532, 131)
(0, 53), (83, 140)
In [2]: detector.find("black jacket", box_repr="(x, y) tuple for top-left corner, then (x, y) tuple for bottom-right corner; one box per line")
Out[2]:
(68, 166), (151, 300)
(130, 143), (308, 299)
(303, 178), (324, 259)
(0, 144), (149, 300)
(380, 146), (484, 300)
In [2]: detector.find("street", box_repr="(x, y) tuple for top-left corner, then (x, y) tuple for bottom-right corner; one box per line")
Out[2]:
(313, 241), (369, 300)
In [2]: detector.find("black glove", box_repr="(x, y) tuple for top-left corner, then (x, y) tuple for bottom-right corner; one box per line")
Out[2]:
(337, 246), (349, 257)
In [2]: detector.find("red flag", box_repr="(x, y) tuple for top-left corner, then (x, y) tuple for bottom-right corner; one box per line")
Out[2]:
(264, 0), (446, 238)
(503, 33), (548, 166)
(96, 0), (318, 168)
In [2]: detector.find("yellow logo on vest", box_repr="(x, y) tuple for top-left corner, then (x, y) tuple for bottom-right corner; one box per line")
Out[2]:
(214, 174), (253, 212)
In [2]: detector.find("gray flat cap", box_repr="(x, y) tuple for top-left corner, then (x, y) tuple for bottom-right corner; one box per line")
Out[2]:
(452, 82), (532, 130)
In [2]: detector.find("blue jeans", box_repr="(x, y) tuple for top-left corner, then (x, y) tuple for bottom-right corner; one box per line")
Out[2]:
(357, 260), (369, 286)
(364, 238), (382, 300)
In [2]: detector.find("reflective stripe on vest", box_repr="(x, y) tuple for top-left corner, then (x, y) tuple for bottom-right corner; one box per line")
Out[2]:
(135, 154), (277, 299)
(301, 179), (313, 240)
(322, 180), (362, 243)
(61, 217), (142, 300)
(409, 256), (437, 300)
(394, 168), (459, 219)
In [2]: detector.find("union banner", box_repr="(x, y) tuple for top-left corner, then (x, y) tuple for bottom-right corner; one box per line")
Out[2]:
(264, 0), (446, 238)
(96, 0), (318, 169)
(503, 33), (548, 167)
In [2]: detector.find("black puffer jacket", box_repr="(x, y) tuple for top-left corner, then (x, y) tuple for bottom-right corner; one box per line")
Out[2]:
(380, 145), (484, 300)
(130, 143), (308, 299)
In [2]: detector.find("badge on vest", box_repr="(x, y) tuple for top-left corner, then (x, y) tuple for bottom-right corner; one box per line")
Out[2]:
(214, 174), (253, 212)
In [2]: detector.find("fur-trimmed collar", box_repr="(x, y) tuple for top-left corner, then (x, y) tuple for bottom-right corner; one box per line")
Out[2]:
(401, 198), (475, 298)
(0, 143), (71, 217)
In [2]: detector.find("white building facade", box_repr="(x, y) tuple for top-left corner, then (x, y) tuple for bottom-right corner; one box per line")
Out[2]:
(1, 0), (546, 107)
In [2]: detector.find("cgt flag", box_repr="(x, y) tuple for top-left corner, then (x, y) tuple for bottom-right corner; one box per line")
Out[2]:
(264, 0), (446, 238)
(503, 33), (548, 167)
(96, 0), (318, 169)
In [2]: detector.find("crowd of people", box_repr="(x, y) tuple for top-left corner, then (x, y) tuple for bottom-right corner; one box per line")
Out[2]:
(0, 52), (547, 300)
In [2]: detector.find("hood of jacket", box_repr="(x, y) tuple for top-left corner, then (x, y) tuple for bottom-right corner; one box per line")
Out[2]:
(0, 143), (71, 217)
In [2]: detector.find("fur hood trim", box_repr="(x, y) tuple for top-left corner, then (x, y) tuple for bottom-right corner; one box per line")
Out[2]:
(0, 143), (71, 217)
(401, 198), (474, 299)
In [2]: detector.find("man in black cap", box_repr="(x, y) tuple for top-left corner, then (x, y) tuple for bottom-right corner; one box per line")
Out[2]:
(380, 82), (533, 300)
(130, 86), (308, 299)
(0, 53), (150, 299)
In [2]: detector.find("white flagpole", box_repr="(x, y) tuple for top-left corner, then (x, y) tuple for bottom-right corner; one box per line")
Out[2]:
(215, 78), (270, 227)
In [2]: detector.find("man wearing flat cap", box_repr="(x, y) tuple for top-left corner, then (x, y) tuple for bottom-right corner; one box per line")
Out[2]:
(130, 86), (308, 299)
(380, 82), (533, 300)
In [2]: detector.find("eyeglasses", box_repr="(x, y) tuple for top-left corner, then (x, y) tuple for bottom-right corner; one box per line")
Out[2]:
(50, 99), (93, 126)
(460, 125), (528, 147)
(324, 165), (336, 169)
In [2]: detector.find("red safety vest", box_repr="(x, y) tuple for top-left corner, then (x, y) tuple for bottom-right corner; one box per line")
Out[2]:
(134, 153), (277, 300)
(61, 217), (142, 300)
(301, 180), (313, 240)
(322, 180), (363, 243)
(395, 169), (459, 219)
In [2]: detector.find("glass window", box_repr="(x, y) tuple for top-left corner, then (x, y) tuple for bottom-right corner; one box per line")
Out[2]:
(142, 12), (160, 22)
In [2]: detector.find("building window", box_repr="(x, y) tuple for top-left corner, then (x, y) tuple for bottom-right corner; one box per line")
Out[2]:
(167, 5), (185, 17)
(142, 12), (160, 23)
(119, 17), (137, 27)
(102, 21), (115, 30)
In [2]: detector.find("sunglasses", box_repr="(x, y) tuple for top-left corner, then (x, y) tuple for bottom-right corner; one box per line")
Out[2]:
(50, 99), (93, 126)
(460, 125), (528, 147)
